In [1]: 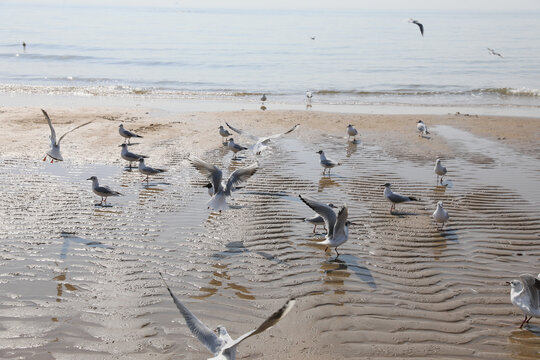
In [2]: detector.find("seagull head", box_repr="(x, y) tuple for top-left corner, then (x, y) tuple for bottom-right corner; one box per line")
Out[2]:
(347, 124), (353, 128)
(436, 158), (441, 164)
(86, 176), (97, 181)
(203, 183), (213, 189)
(119, 144), (128, 148)
(382, 183), (391, 188)
(215, 325), (228, 337)
(138, 158), (145, 163)
(316, 150), (323, 155)
(218, 125), (223, 129)
(228, 138), (234, 142)
(119, 124), (124, 128)
(437, 201), (444, 208)
(507, 279), (522, 291)
(327, 203), (337, 208)
(417, 120), (424, 124)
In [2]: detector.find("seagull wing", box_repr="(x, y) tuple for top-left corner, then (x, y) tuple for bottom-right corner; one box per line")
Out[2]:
(42, 109), (57, 145)
(224, 162), (258, 195)
(520, 274), (540, 309)
(221, 298), (296, 352)
(225, 121), (258, 141)
(299, 195), (337, 237)
(190, 156), (223, 192)
(265, 124), (301, 140)
(334, 205), (348, 235)
(58, 121), (93, 144)
(159, 274), (223, 355)
(414, 21), (424, 36)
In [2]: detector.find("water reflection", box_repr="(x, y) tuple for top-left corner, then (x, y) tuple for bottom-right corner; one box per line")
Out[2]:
(212, 241), (284, 264)
(318, 176), (340, 192)
(60, 232), (112, 259)
(52, 267), (77, 303)
(320, 255), (376, 289)
(508, 327), (540, 359)
(191, 263), (255, 300)
(346, 141), (360, 158)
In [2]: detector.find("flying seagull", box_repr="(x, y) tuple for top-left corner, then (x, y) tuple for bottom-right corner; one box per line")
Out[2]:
(189, 155), (258, 211)
(382, 183), (419, 214)
(159, 272), (295, 360)
(225, 122), (300, 155)
(409, 19), (424, 36)
(487, 48), (503, 58)
(118, 124), (143, 144)
(508, 274), (540, 328)
(87, 176), (122, 206)
(299, 195), (351, 256)
(41, 109), (92, 163)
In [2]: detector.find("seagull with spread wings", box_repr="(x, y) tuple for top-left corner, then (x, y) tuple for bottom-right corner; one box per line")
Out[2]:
(409, 18), (424, 36)
(225, 122), (300, 155)
(41, 109), (92, 163)
(160, 273), (295, 360)
(189, 155), (258, 211)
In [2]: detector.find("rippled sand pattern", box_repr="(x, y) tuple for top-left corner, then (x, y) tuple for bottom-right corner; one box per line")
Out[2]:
(0, 126), (539, 359)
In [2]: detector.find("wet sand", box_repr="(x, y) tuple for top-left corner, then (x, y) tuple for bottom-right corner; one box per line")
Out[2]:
(0, 106), (539, 359)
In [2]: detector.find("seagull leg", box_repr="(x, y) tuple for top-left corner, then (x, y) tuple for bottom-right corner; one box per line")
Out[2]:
(313, 224), (317, 233)
(335, 247), (340, 257)
(525, 315), (533, 323)
(50, 159), (54, 163)
(324, 246), (329, 253)
(43, 155), (47, 161)
(519, 315), (528, 328)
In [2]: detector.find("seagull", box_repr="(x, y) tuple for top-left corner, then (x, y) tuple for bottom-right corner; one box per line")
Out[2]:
(382, 183), (419, 214)
(86, 176), (122, 206)
(434, 159), (447, 184)
(317, 150), (341, 175)
(304, 203), (337, 233)
(306, 91), (313, 101)
(119, 143), (147, 168)
(218, 125), (232, 143)
(118, 124), (143, 144)
(260, 94), (267, 104)
(416, 120), (429, 136)
(432, 201), (449, 230)
(159, 272), (295, 360)
(409, 18), (424, 36)
(225, 122), (300, 155)
(299, 195), (350, 256)
(487, 48), (503, 58)
(138, 158), (167, 183)
(507, 274), (540, 328)
(347, 124), (358, 142)
(190, 156), (258, 211)
(41, 109), (92, 163)
(227, 138), (249, 159)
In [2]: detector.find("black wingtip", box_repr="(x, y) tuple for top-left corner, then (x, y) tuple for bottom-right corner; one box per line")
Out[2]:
(409, 196), (420, 201)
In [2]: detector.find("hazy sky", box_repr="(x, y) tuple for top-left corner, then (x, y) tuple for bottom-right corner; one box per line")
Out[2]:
(7, 0), (540, 10)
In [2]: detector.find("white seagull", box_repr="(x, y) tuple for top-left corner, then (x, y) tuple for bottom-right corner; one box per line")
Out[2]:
(409, 18), (424, 36)
(138, 158), (167, 183)
(416, 120), (429, 136)
(487, 48), (503, 58)
(119, 143), (147, 168)
(227, 138), (249, 159)
(41, 109), (92, 163)
(190, 156), (258, 211)
(317, 150), (341, 175)
(160, 273), (295, 360)
(225, 122), (300, 155)
(383, 183), (419, 214)
(87, 176), (122, 206)
(304, 203), (337, 233)
(118, 124), (143, 144)
(434, 159), (447, 184)
(432, 201), (449, 230)
(508, 274), (540, 328)
(347, 124), (358, 142)
(218, 125), (232, 143)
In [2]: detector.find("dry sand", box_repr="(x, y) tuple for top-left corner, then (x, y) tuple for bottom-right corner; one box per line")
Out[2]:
(0, 106), (539, 359)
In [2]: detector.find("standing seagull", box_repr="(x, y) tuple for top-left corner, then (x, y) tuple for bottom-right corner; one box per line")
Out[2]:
(347, 124), (358, 142)
(41, 109), (92, 163)
(260, 94), (267, 104)
(159, 272), (295, 360)
(86, 176), (122, 206)
(416, 120), (429, 136)
(227, 138), (248, 159)
(382, 183), (419, 214)
(118, 124), (143, 144)
(138, 158), (167, 184)
(507, 274), (540, 328)
(299, 195), (350, 256)
(487, 48), (503, 58)
(434, 159), (447, 184)
(119, 143), (147, 168)
(409, 18), (424, 36)
(190, 156), (258, 211)
(317, 150), (341, 175)
(432, 201), (449, 230)
(218, 125), (232, 144)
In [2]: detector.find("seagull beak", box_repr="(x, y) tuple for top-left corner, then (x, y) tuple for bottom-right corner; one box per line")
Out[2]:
(505, 281), (511, 285)
(86, 177), (92, 180)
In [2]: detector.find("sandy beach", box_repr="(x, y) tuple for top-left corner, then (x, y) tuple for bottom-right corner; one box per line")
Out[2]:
(0, 106), (539, 359)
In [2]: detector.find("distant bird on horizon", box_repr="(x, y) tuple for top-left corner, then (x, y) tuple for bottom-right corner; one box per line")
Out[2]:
(311, 36), (316, 40)
(382, 183), (419, 214)
(87, 176), (122, 206)
(508, 274), (540, 328)
(22, 42), (26, 49)
(487, 48), (503, 58)
(118, 124), (143, 144)
(409, 19), (424, 36)
(260, 94), (267, 103)
(41, 109), (92, 163)
(159, 272), (295, 360)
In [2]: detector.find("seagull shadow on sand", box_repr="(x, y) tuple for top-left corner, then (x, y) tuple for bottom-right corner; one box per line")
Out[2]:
(321, 255), (376, 288)
(59, 232), (113, 260)
(212, 241), (284, 264)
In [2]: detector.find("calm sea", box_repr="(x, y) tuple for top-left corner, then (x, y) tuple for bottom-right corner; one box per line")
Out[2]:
(0, 2), (539, 112)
